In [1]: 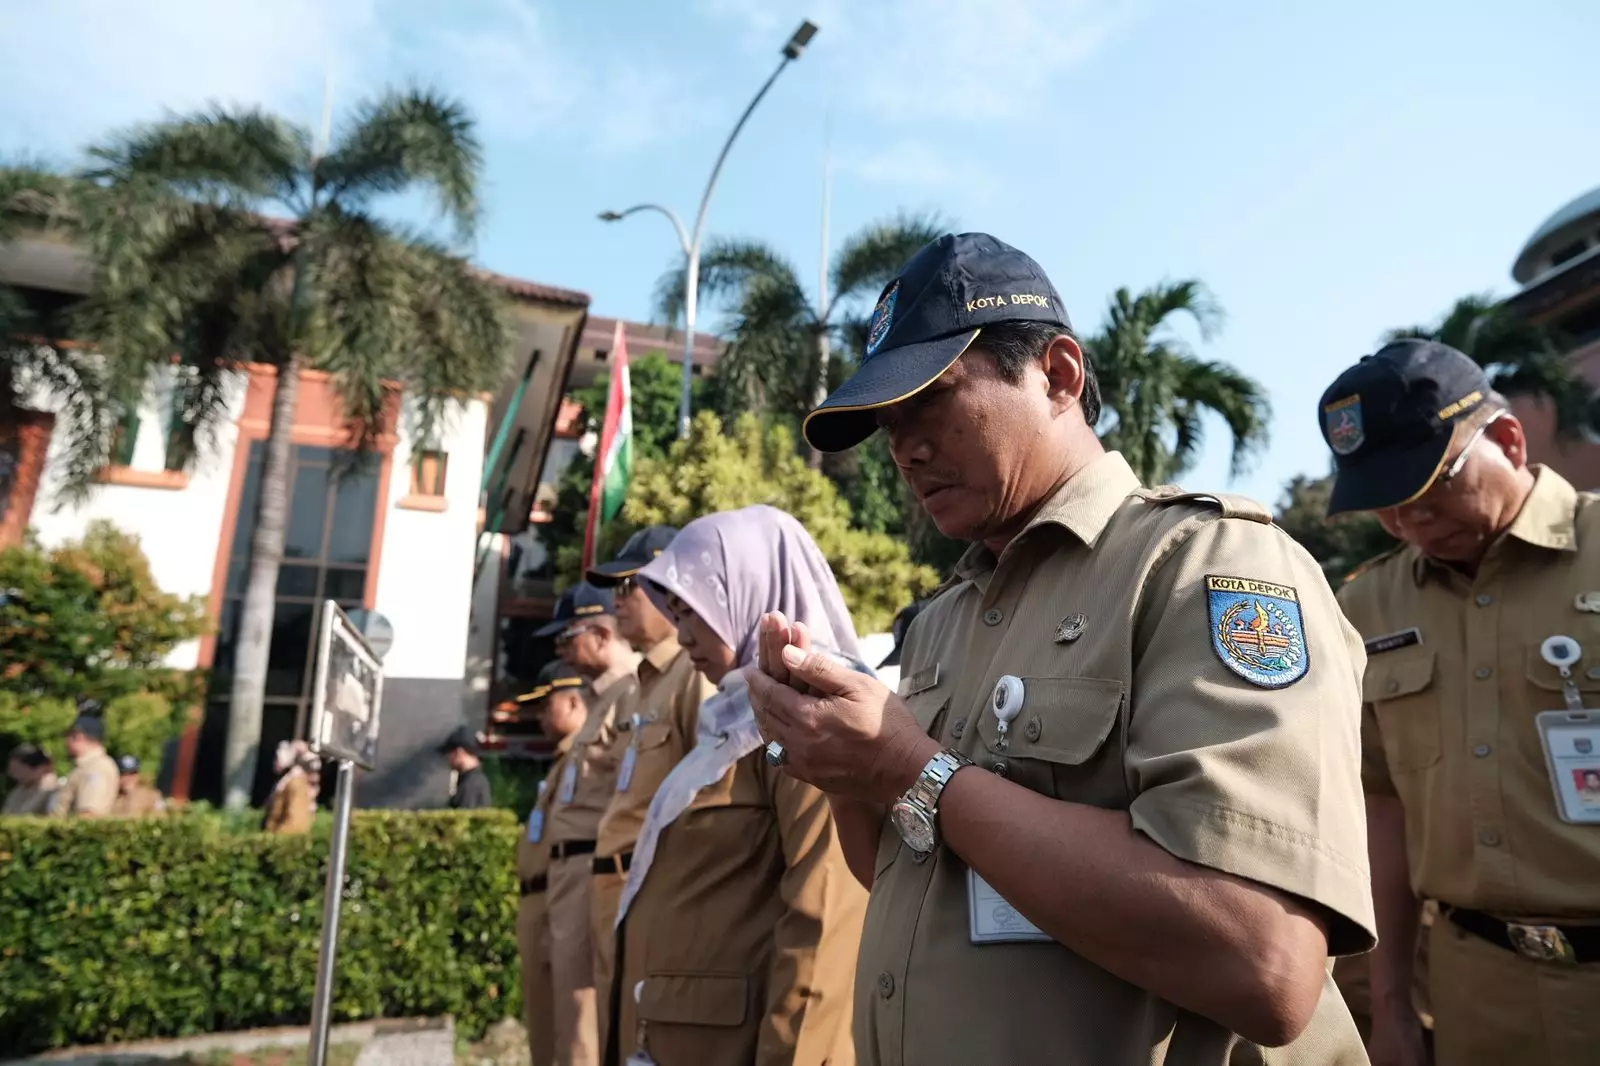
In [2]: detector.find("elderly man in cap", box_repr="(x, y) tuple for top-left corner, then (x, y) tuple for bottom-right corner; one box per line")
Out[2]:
(49, 714), (119, 818)
(1321, 339), (1600, 1066)
(110, 755), (167, 817)
(583, 526), (715, 1056)
(514, 662), (595, 1066)
(534, 584), (639, 1066)
(440, 726), (492, 810)
(746, 231), (1375, 1064)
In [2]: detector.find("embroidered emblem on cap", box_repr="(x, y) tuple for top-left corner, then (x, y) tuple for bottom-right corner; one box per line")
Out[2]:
(1324, 395), (1364, 455)
(1205, 576), (1309, 688)
(866, 280), (900, 357)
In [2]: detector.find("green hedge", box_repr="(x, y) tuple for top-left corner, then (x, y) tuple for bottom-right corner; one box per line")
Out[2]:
(0, 809), (521, 1052)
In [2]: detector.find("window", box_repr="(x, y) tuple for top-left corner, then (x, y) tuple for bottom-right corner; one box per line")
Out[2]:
(594, 348), (609, 362)
(411, 449), (449, 496)
(110, 399), (140, 467)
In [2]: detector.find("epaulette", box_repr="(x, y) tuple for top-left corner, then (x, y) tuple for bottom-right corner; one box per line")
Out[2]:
(1142, 486), (1273, 525)
(1341, 544), (1405, 586)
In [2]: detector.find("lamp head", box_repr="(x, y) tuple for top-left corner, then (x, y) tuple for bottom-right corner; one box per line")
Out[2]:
(783, 20), (819, 60)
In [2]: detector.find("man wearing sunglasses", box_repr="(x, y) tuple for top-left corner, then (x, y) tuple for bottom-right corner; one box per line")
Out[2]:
(1322, 339), (1600, 1066)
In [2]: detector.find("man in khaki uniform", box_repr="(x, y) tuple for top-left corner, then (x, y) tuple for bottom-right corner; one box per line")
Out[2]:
(49, 715), (118, 818)
(584, 526), (714, 1056)
(110, 754), (167, 817)
(536, 584), (640, 1066)
(1320, 340), (1600, 1066)
(3, 743), (59, 815)
(517, 665), (593, 1066)
(748, 232), (1377, 1065)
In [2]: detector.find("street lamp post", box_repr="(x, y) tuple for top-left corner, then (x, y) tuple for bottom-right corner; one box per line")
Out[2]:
(602, 19), (819, 439)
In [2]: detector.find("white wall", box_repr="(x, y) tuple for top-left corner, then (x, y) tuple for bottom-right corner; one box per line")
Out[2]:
(28, 368), (248, 670)
(372, 398), (488, 682)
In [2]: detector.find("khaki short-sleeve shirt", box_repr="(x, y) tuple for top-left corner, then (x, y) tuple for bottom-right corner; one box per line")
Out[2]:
(597, 638), (715, 861)
(49, 751), (118, 817)
(1338, 466), (1600, 917)
(855, 452), (1375, 1066)
(546, 662), (640, 845)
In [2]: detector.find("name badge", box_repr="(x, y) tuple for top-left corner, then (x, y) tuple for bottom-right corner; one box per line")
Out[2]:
(1536, 710), (1600, 824)
(616, 745), (639, 793)
(558, 762), (577, 804)
(899, 663), (941, 698)
(967, 868), (1050, 944)
(526, 809), (544, 843)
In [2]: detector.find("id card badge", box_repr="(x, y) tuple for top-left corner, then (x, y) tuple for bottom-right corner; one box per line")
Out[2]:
(526, 808), (545, 843)
(617, 744), (639, 793)
(558, 761), (578, 804)
(624, 1055), (656, 1066)
(967, 868), (1051, 944)
(1536, 710), (1600, 824)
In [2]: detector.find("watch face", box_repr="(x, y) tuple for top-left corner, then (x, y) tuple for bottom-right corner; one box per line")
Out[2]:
(891, 799), (936, 854)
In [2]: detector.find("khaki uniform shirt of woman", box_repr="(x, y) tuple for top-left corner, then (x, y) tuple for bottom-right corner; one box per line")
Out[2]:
(264, 767), (316, 834)
(612, 505), (868, 1066)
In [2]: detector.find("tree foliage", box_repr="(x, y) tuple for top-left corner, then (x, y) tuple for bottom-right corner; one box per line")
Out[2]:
(1085, 280), (1270, 487)
(558, 412), (940, 633)
(1271, 471), (1397, 586)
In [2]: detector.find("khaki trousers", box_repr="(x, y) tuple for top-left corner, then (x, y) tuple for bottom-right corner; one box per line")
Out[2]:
(1430, 914), (1600, 1065)
(589, 869), (627, 1060)
(517, 892), (556, 1066)
(548, 853), (600, 1066)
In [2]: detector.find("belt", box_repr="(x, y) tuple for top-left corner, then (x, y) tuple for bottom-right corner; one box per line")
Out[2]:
(519, 875), (547, 897)
(550, 839), (597, 861)
(592, 851), (633, 876)
(1446, 906), (1600, 965)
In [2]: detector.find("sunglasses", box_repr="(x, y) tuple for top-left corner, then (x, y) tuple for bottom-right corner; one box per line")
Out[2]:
(615, 576), (638, 597)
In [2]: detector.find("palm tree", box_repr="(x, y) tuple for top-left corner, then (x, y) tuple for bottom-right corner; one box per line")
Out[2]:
(74, 91), (509, 808)
(1385, 293), (1587, 435)
(1085, 280), (1269, 486)
(653, 212), (946, 461)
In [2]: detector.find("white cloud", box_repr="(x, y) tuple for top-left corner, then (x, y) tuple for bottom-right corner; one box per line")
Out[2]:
(842, 138), (987, 192)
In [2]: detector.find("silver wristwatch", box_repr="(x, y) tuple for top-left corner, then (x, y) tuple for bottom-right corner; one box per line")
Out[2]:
(890, 748), (972, 854)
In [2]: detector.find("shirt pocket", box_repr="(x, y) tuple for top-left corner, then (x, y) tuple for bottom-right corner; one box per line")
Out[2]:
(638, 971), (749, 1028)
(1363, 649), (1440, 772)
(1522, 645), (1600, 761)
(975, 676), (1125, 805)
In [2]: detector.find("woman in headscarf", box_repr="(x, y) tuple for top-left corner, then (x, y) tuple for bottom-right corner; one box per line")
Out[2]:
(608, 505), (869, 1066)
(263, 740), (319, 835)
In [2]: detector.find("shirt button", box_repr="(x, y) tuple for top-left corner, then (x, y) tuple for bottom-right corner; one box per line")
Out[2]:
(984, 608), (1004, 626)
(1385, 679), (1400, 695)
(1473, 744), (1492, 758)
(950, 718), (966, 740)
(1474, 666), (1493, 680)
(1587, 667), (1600, 681)
(1479, 829), (1502, 847)
(1475, 593), (1493, 607)
(1024, 717), (1041, 742)
(992, 760), (1009, 778)
(877, 972), (895, 998)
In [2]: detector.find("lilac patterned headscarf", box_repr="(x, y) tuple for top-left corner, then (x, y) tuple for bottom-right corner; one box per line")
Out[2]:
(617, 505), (864, 929)
(637, 504), (862, 669)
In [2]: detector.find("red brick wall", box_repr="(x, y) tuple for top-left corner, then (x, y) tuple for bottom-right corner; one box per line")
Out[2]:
(0, 409), (56, 548)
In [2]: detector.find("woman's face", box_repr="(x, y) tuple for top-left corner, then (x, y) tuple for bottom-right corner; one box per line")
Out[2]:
(665, 592), (738, 684)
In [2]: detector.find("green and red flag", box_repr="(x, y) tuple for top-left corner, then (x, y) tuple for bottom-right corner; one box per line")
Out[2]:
(581, 320), (634, 570)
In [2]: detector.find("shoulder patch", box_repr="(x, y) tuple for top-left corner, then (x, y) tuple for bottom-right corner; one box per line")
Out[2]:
(1148, 489), (1274, 524)
(1204, 575), (1309, 688)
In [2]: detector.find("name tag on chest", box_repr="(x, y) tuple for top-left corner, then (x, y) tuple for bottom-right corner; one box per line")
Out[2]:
(616, 745), (638, 793)
(968, 868), (1051, 944)
(558, 762), (577, 804)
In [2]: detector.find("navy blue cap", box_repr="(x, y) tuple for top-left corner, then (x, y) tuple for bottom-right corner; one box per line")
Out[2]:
(587, 525), (678, 585)
(116, 754), (141, 775)
(437, 724), (482, 755)
(534, 582), (615, 638)
(66, 715), (105, 742)
(1320, 340), (1492, 516)
(803, 232), (1071, 452)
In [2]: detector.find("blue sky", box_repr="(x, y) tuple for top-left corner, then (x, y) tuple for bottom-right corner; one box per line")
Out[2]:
(3, 1), (1598, 504)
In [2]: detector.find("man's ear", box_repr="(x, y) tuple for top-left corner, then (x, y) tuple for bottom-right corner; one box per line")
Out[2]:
(1486, 413), (1529, 470)
(1041, 333), (1087, 416)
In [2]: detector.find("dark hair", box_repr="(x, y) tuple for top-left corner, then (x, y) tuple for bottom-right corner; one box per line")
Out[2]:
(976, 321), (1101, 428)
(8, 743), (52, 769)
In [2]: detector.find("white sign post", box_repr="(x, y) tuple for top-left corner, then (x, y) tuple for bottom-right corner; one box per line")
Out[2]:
(306, 601), (385, 1066)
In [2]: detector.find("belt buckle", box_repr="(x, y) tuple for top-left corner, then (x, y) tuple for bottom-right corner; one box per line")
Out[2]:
(1506, 922), (1577, 965)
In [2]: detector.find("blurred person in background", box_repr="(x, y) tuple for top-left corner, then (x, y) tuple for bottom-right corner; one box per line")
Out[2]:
(263, 740), (319, 835)
(49, 714), (118, 818)
(609, 505), (868, 1066)
(3, 743), (59, 815)
(441, 725), (492, 809)
(110, 754), (167, 817)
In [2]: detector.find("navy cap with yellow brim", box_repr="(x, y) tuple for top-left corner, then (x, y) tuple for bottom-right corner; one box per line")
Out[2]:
(803, 232), (1072, 453)
(586, 525), (678, 586)
(533, 583), (615, 638)
(1319, 339), (1492, 517)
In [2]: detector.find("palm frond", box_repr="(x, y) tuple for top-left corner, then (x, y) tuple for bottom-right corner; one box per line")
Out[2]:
(828, 211), (948, 314)
(317, 88), (482, 242)
(653, 238), (807, 332)
(1173, 358), (1272, 478)
(83, 107), (307, 208)
(0, 164), (90, 240)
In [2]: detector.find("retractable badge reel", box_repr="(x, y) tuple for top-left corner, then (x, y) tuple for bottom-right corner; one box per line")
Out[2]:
(1542, 635), (1586, 711)
(991, 675), (1025, 751)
